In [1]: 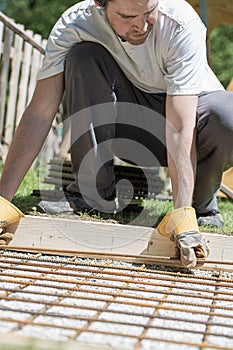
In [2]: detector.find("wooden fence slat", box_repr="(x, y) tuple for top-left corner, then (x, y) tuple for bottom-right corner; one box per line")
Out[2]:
(27, 33), (43, 104)
(0, 21), (3, 60)
(42, 38), (47, 51)
(16, 29), (33, 125)
(0, 26), (13, 137)
(4, 25), (24, 145)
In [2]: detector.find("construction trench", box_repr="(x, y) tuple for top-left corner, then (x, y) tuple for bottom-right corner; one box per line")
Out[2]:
(0, 247), (233, 350)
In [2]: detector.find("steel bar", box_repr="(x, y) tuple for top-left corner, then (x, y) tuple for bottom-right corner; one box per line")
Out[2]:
(1, 264), (233, 301)
(1, 245), (233, 271)
(1, 257), (233, 286)
(0, 248), (233, 350)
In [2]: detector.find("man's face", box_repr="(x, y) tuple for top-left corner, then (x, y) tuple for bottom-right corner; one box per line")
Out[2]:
(105, 0), (159, 45)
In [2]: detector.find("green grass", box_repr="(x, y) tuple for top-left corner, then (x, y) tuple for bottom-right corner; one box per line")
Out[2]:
(12, 165), (41, 213)
(1, 162), (233, 234)
(214, 197), (233, 234)
(142, 196), (233, 235)
(0, 161), (48, 214)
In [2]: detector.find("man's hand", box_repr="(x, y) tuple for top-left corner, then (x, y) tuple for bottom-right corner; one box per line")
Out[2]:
(0, 196), (24, 245)
(157, 207), (210, 268)
(170, 231), (210, 268)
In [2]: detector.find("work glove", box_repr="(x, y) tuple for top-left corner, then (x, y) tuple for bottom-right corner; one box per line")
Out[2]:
(157, 207), (210, 268)
(0, 196), (24, 245)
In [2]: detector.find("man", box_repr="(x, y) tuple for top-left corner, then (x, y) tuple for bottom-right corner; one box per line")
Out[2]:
(0, 0), (233, 267)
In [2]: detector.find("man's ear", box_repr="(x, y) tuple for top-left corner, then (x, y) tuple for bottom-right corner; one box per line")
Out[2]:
(94, 0), (103, 7)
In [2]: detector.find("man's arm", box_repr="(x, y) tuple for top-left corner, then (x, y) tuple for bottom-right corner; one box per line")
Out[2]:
(157, 94), (210, 268)
(0, 72), (64, 201)
(166, 94), (198, 208)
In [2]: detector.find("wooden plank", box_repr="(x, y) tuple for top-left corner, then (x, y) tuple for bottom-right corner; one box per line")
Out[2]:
(0, 334), (116, 350)
(16, 29), (33, 124)
(4, 26), (24, 145)
(27, 33), (43, 103)
(188, 0), (233, 31)
(220, 183), (233, 200)
(0, 21), (3, 60)
(0, 26), (13, 135)
(227, 77), (233, 91)
(12, 215), (154, 255)
(218, 168), (233, 199)
(11, 215), (233, 265)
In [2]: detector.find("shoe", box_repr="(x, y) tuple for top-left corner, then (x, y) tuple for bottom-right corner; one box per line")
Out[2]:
(37, 200), (73, 214)
(66, 191), (121, 214)
(197, 210), (224, 228)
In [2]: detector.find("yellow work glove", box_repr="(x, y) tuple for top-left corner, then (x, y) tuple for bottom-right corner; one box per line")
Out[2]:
(157, 207), (210, 268)
(0, 196), (24, 245)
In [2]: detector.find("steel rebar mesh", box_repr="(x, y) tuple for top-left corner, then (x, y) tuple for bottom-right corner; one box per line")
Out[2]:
(0, 248), (233, 350)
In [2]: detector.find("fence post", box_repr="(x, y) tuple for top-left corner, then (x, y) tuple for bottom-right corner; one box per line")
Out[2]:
(0, 26), (13, 138)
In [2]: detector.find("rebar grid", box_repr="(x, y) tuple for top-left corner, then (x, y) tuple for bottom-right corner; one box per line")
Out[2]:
(0, 248), (233, 350)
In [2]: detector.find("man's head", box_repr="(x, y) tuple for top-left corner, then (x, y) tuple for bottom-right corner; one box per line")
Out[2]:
(94, 0), (159, 45)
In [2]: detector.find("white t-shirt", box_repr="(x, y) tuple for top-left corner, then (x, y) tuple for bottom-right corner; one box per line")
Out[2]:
(37, 0), (224, 95)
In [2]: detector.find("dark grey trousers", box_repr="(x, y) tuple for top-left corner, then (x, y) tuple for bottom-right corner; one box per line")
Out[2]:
(64, 42), (233, 214)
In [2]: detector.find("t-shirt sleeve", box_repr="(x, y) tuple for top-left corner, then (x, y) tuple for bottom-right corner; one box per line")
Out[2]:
(165, 18), (208, 95)
(37, 13), (81, 80)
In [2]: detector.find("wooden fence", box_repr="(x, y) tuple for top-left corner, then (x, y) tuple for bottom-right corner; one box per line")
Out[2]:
(0, 12), (48, 161)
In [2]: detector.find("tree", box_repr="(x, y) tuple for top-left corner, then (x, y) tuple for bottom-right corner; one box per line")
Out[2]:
(5, 0), (78, 38)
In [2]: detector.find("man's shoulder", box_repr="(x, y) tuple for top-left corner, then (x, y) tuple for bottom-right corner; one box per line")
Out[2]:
(50, 0), (105, 38)
(158, 0), (201, 26)
(62, 0), (96, 22)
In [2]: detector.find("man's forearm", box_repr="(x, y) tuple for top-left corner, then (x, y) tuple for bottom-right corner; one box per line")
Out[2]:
(167, 126), (197, 208)
(166, 95), (198, 209)
(0, 112), (53, 201)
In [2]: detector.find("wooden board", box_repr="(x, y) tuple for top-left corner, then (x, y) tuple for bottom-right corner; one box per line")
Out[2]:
(10, 215), (233, 265)
(188, 0), (233, 31)
(12, 215), (157, 255)
(0, 334), (116, 350)
(227, 77), (233, 91)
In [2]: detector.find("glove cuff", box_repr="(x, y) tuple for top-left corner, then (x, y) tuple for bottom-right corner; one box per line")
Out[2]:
(0, 196), (24, 225)
(157, 207), (199, 239)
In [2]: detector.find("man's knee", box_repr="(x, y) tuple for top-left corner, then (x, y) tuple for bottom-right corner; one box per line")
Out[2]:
(198, 91), (233, 144)
(66, 42), (111, 68)
(203, 91), (233, 129)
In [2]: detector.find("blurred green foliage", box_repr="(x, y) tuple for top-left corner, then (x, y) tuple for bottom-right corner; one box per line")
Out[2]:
(210, 25), (233, 88)
(3, 1), (233, 88)
(5, 0), (78, 38)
